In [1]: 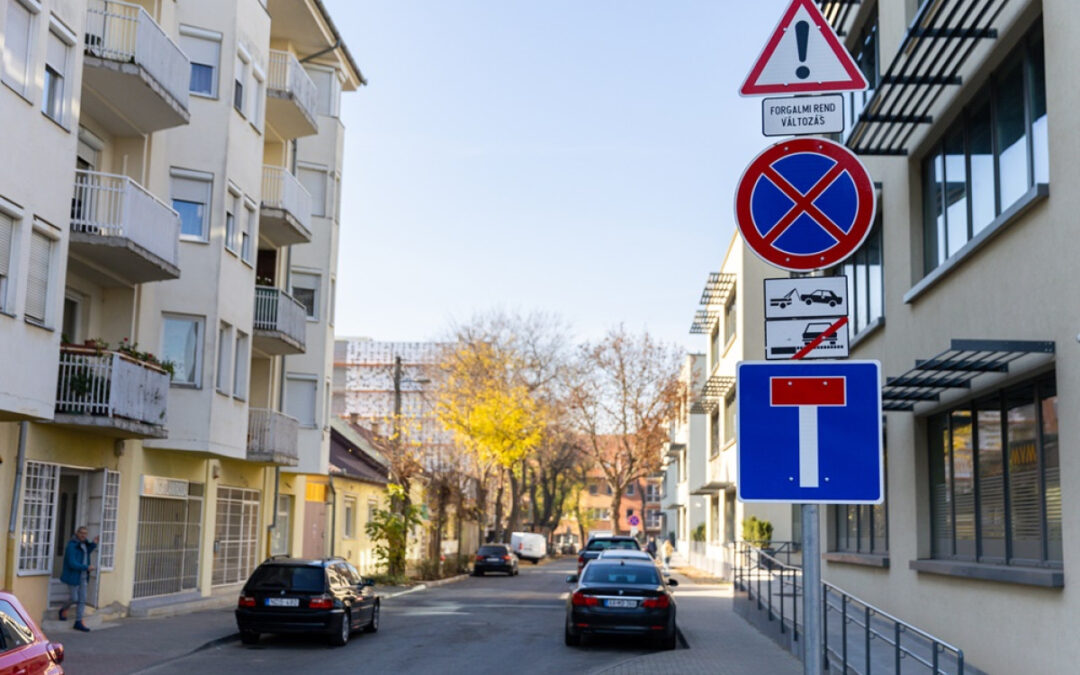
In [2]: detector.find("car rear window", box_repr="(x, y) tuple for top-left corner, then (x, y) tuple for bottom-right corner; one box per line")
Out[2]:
(478, 546), (507, 556)
(582, 564), (661, 585)
(247, 565), (326, 592)
(0, 601), (34, 652)
(586, 539), (640, 551)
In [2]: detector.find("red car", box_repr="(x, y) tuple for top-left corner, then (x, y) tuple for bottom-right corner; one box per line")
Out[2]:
(0, 591), (64, 674)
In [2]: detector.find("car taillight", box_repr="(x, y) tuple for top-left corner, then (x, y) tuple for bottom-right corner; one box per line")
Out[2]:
(47, 642), (64, 665)
(641, 595), (671, 609)
(475, 554), (485, 561)
(577, 555), (585, 566)
(503, 555), (512, 561)
(571, 591), (599, 607)
(238, 595), (256, 608)
(308, 596), (334, 609)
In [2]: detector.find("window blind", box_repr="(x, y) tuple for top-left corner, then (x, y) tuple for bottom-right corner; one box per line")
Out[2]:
(25, 231), (51, 323)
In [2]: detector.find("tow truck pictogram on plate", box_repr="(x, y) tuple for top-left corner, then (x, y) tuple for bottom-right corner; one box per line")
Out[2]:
(770, 288), (842, 309)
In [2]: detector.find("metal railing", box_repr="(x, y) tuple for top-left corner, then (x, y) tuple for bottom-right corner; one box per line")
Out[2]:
(84, 0), (190, 110)
(55, 346), (169, 426)
(261, 165), (313, 236)
(267, 50), (318, 122)
(247, 408), (299, 465)
(253, 286), (307, 348)
(733, 542), (966, 674)
(71, 170), (181, 267)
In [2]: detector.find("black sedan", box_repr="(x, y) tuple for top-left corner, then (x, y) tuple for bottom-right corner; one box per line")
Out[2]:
(564, 559), (678, 650)
(576, 535), (641, 573)
(235, 556), (379, 647)
(472, 544), (519, 576)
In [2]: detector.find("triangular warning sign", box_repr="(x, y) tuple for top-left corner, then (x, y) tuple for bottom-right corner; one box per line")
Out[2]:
(740, 0), (868, 96)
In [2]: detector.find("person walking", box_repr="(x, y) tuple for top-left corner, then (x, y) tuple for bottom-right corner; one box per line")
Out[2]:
(645, 537), (658, 558)
(662, 537), (675, 575)
(58, 526), (97, 632)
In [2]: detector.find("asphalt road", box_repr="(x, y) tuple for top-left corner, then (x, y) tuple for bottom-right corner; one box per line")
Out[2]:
(142, 558), (667, 674)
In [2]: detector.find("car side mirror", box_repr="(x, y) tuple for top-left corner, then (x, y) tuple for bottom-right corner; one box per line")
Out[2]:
(565, 574), (578, 583)
(667, 578), (679, 587)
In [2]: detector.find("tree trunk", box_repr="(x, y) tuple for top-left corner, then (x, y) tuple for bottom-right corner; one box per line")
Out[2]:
(506, 466), (523, 536)
(493, 474), (505, 542)
(611, 489), (624, 536)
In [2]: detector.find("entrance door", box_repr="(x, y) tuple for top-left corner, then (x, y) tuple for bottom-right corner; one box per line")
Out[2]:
(50, 471), (87, 608)
(303, 501), (327, 559)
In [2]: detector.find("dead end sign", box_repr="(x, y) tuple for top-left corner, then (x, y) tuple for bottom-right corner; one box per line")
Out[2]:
(740, 0), (868, 97)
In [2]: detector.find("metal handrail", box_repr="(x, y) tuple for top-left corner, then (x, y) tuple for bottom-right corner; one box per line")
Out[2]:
(733, 542), (966, 674)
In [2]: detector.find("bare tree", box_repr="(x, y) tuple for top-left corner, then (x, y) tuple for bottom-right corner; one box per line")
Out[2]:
(566, 325), (683, 536)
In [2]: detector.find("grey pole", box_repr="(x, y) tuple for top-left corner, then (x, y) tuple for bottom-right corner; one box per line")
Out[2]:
(802, 503), (823, 675)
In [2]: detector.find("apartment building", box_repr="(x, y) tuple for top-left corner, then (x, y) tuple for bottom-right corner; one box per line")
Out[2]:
(0, 0), (361, 623)
(659, 354), (707, 553)
(813, 0), (1072, 670)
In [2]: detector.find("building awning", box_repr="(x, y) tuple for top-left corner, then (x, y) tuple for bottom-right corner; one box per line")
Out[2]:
(690, 480), (731, 496)
(844, 0), (1008, 156)
(699, 272), (736, 307)
(689, 309), (720, 335)
(701, 374), (735, 401)
(816, 0), (864, 38)
(882, 339), (1054, 412)
(665, 443), (686, 459)
(689, 401), (709, 415)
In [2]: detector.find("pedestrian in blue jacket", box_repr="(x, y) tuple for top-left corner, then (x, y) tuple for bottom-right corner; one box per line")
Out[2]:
(58, 526), (97, 632)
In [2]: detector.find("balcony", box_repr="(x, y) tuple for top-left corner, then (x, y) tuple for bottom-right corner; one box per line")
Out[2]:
(82, 0), (190, 135)
(52, 346), (169, 439)
(69, 170), (181, 286)
(266, 50), (318, 139)
(252, 286), (307, 355)
(260, 166), (312, 246)
(247, 408), (299, 466)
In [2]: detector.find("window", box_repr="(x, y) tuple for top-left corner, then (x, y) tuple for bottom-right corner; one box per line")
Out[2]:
(646, 484), (661, 503)
(286, 374), (318, 427)
(709, 324), (720, 369)
(646, 509), (662, 529)
(171, 170), (212, 241)
(224, 187), (239, 253)
(291, 271), (320, 320)
(626, 483), (635, 497)
(133, 483), (203, 598)
(233, 51), (247, 115)
(18, 460), (59, 574)
(24, 228), (53, 326)
(588, 484), (598, 496)
(836, 215), (883, 334)
(626, 509), (634, 517)
(723, 287), (737, 345)
(368, 499), (378, 524)
(270, 494), (292, 556)
(329, 277), (336, 325)
(922, 25), (1047, 275)
(0, 208), (14, 313)
(2, 0), (37, 96)
(98, 470), (120, 569)
(241, 200), (255, 262)
(928, 372), (1060, 566)
(298, 166), (328, 218)
(846, 11), (879, 132)
(833, 461), (888, 556)
(42, 22), (72, 125)
(216, 321), (232, 394)
(723, 391), (736, 444)
(251, 67), (265, 130)
(0, 600), (34, 652)
(180, 26), (221, 97)
(162, 314), (203, 386)
(344, 497), (356, 538)
(233, 330), (249, 400)
(710, 410), (720, 457)
(212, 486), (260, 586)
(305, 66), (341, 118)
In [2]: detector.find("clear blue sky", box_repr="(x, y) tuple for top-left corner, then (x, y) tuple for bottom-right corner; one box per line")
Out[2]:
(326, 0), (788, 350)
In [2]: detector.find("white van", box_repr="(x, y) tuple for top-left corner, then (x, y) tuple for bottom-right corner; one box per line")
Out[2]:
(510, 532), (546, 564)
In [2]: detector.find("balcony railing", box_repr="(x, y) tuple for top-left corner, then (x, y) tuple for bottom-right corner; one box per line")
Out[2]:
(266, 50), (318, 137)
(55, 346), (169, 430)
(260, 166), (312, 243)
(84, 0), (190, 113)
(71, 170), (181, 273)
(253, 286), (307, 353)
(247, 408), (299, 466)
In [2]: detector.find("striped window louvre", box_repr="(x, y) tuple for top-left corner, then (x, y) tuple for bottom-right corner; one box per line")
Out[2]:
(18, 461), (60, 574)
(25, 230), (52, 324)
(0, 212), (12, 310)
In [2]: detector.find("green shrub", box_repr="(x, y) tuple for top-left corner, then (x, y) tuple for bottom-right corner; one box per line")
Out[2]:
(741, 516), (773, 548)
(691, 523), (707, 542)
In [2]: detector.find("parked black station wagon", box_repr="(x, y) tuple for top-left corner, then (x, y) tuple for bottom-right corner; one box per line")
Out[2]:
(235, 556), (379, 646)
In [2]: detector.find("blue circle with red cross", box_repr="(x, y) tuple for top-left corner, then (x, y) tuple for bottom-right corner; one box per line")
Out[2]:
(734, 138), (876, 272)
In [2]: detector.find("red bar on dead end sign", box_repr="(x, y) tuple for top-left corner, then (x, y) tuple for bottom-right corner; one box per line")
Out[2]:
(770, 377), (846, 407)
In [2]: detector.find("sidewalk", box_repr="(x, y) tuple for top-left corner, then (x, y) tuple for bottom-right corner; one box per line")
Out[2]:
(592, 569), (802, 675)
(53, 582), (428, 675)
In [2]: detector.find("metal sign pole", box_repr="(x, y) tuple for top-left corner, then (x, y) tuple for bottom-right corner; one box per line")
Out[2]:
(802, 503), (823, 675)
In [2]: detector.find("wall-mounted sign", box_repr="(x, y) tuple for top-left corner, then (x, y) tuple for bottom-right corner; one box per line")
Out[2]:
(141, 475), (189, 499)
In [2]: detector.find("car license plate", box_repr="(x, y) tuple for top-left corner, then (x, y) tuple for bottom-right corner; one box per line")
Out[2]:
(265, 597), (299, 607)
(487, 557), (501, 562)
(604, 599), (638, 608)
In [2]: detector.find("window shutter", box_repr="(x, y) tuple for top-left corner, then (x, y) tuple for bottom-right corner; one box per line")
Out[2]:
(286, 377), (317, 427)
(179, 33), (220, 69)
(25, 231), (52, 323)
(46, 30), (66, 76)
(4, 1), (32, 88)
(298, 168), (327, 217)
(170, 176), (210, 204)
(0, 212), (12, 277)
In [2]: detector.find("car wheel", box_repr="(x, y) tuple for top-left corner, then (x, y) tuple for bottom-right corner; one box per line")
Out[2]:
(473, 570), (483, 577)
(329, 611), (351, 646)
(240, 630), (259, 645)
(829, 301), (837, 307)
(805, 299), (813, 305)
(531, 559), (539, 565)
(363, 602), (380, 633)
(564, 623), (580, 647)
(659, 618), (678, 650)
